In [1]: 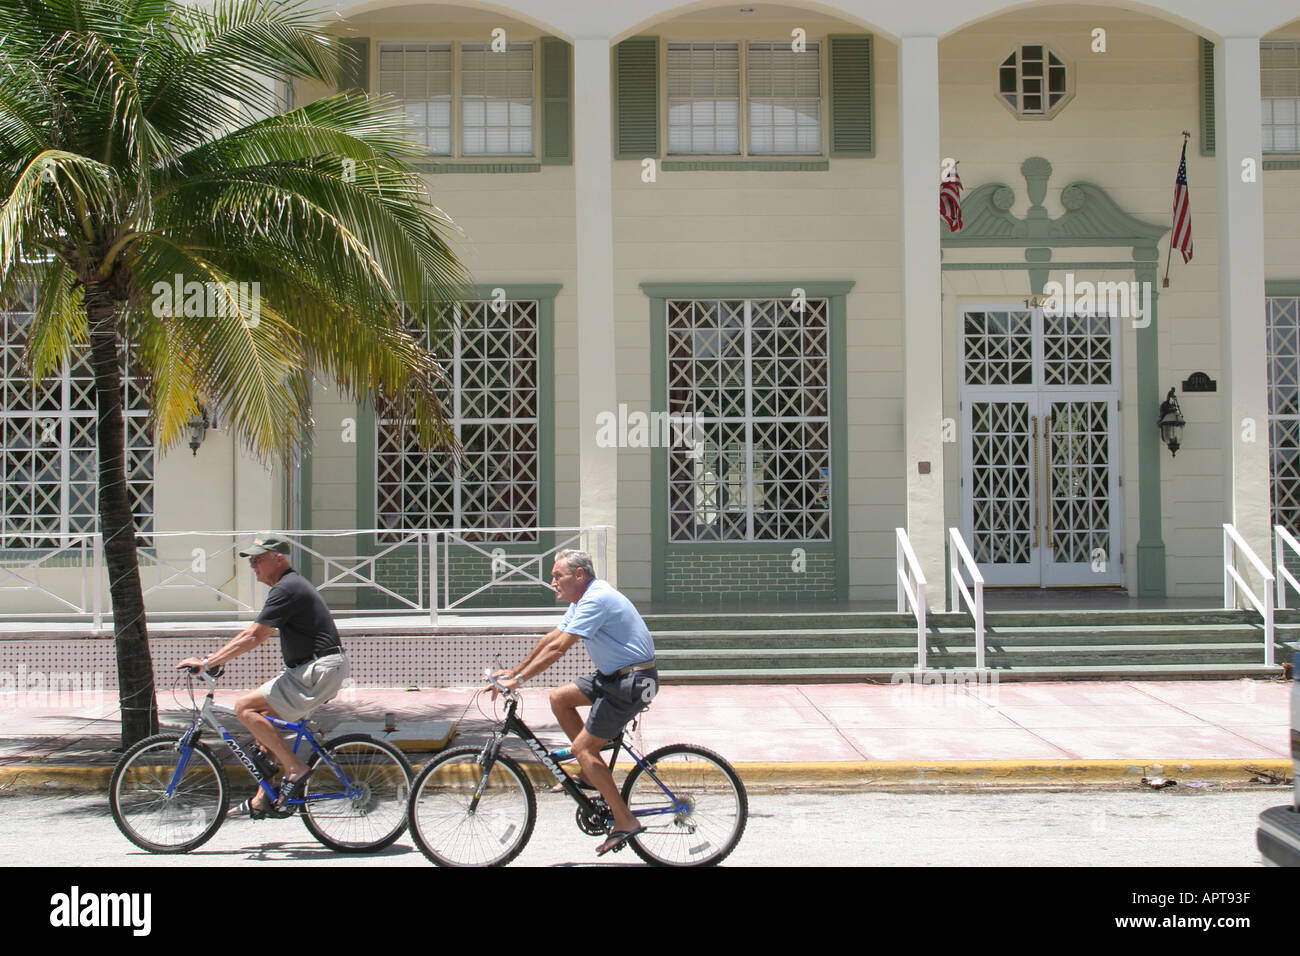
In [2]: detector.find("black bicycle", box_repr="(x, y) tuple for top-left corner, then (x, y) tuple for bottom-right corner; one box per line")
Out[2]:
(406, 672), (747, 867)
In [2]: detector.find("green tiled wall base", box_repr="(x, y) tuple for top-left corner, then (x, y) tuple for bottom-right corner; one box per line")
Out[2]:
(663, 549), (836, 601)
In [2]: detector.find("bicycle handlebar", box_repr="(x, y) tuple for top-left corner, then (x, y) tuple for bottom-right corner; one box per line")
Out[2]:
(483, 668), (519, 700)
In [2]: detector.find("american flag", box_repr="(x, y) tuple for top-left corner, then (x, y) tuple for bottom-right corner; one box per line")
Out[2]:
(1170, 140), (1193, 263)
(940, 166), (963, 233)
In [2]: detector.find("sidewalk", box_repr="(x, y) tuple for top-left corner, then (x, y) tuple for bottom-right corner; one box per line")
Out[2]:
(0, 678), (1292, 791)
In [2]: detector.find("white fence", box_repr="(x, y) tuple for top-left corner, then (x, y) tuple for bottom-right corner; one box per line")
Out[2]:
(0, 527), (608, 625)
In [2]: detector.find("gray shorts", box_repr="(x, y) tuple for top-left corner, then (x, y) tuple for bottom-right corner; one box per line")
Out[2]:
(259, 652), (349, 722)
(573, 667), (658, 740)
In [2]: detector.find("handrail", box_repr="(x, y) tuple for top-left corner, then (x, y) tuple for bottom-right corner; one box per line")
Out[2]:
(1223, 523), (1275, 666)
(895, 527), (927, 669)
(948, 528), (985, 670)
(1275, 525), (1300, 610)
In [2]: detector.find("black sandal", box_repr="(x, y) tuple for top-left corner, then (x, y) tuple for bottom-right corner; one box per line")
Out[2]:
(275, 772), (312, 813)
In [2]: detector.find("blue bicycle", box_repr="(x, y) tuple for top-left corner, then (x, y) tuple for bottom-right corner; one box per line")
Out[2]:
(109, 667), (412, 854)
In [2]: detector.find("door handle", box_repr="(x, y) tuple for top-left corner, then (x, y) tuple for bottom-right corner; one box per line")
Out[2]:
(1044, 414), (1054, 552)
(1030, 415), (1039, 549)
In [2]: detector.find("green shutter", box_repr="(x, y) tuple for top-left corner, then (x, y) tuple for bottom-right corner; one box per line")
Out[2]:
(339, 37), (370, 94)
(829, 35), (874, 157)
(1198, 37), (1215, 156)
(614, 37), (659, 159)
(540, 37), (572, 165)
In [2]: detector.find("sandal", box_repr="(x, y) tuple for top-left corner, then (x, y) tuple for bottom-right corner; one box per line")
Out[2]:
(230, 798), (266, 820)
(275, 771), (312, 813)
(596, 824), (645, 856)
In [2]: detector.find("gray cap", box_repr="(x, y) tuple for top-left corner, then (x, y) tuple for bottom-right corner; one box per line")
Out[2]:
(238, 534), (291, 557)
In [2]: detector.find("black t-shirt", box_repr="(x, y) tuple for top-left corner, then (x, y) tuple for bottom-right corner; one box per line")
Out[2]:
(255, 569), (342, 666)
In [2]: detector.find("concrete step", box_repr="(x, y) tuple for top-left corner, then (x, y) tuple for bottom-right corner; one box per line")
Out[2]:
(659, 663), (1287, 683)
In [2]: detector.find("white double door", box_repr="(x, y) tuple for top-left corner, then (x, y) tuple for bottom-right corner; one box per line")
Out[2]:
(958, 305), (1123, 587)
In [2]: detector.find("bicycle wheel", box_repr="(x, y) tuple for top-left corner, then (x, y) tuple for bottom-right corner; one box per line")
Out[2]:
(300, 734), (413, 853)
(621, 743), (748, 867)
(407, 746), (536, 867)
(110, 733), (229, 853)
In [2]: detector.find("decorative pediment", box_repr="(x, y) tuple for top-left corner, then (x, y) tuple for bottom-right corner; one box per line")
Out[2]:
(943, 157), (1168, 250)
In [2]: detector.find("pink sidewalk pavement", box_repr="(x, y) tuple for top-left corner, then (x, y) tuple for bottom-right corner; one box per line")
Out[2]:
(0, 678), (1292, 788)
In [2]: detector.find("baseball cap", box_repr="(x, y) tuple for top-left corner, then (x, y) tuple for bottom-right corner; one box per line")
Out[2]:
(238, 534), (292, 557)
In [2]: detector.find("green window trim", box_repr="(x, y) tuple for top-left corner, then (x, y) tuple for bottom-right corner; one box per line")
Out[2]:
(642, 280), (852, 601)
(540, 37), (573, 165)
(1199, 37), (1214, 157)
(615, 36), (660, 159)
(828, 35), (874, 158)
(339, 36), (370, 95)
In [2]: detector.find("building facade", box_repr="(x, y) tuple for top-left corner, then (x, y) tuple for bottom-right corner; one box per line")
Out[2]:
(4, 0), (1300, 614)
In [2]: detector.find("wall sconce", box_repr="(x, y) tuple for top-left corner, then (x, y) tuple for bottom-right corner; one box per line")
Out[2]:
(187, 405), (215, 455)
(1157, 388), (1185, 457)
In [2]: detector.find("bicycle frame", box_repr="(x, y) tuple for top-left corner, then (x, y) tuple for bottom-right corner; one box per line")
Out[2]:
(168, 672), (360, 808)
(481, 693), (689, 823)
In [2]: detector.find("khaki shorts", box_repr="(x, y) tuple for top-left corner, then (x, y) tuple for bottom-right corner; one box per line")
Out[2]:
(259, 652), (348, 722)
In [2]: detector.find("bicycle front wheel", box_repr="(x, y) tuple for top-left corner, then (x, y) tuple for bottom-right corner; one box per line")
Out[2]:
(621, 744), (748, 867)
(110, 733), (229, 853)
(407, 746), (536, 867)
(301, 734), (414, 853)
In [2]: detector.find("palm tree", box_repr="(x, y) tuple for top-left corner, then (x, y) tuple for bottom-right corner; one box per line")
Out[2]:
(0, 0), (469, 747)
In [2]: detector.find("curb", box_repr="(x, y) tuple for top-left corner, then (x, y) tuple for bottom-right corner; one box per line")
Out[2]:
(2, 758), (1291, 793)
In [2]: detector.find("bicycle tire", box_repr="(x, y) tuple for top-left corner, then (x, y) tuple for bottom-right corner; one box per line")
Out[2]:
(620, 743), (748, 867)
(301, 734), (414, 853)
(109, 733), (229, 854)
(407, 746), (536, 867)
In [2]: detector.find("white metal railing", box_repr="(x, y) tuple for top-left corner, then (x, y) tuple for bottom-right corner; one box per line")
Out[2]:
(948, 527), (985, 669)
(1223, 523), (1275, 666)
(0, 533), (103, 626)
(0, 527), (609, 624)
(895, 527), (927, 669)
(1275, 525), (1300, 610)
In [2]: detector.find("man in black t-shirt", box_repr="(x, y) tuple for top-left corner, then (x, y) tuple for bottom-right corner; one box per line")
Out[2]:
(177, 534), (347, 818)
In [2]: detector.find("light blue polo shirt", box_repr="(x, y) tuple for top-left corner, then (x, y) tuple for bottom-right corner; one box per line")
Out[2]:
(557, 579), (655, 675)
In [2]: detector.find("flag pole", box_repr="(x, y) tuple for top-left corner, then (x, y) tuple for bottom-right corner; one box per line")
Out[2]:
(1162, 131), (1191, 288)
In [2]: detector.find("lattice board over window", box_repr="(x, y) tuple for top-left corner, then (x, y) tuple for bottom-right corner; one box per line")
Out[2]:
(666, 297), (831, 542)
(377, 299), (539, 543)
(1268, 296), (1300, 534)
(0, 307), (154, 549)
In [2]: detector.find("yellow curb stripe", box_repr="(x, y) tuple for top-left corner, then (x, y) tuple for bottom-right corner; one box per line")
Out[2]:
(1, 758), (1290, 793)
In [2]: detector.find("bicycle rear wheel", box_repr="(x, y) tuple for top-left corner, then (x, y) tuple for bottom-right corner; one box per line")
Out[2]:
(620, 743), (747, 867)
(407, 746), (536, 867)
(301, 734), (413, 853)
(110, 733), (229, 853)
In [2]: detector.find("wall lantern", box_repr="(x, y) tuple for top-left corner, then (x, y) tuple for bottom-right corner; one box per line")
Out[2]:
(187, 405), (215, 455)
(1157, 388), (1185, 457)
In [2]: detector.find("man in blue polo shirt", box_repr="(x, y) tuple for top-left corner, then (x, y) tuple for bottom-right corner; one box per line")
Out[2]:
(493, 549), (656, 856)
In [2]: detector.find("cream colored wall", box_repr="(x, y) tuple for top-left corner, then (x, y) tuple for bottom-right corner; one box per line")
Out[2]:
(299, 12), (581, 539)
(939, 11), (1234, 597)
(609, 13), (905, 601)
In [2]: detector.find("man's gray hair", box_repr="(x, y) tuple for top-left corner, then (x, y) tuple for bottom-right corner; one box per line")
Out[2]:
(555, 549), (596, 580)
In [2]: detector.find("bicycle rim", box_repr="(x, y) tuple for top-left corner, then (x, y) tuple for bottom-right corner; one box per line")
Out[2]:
(623, 745), (747, 867)
(302, 736), (412, 852)
(111, 735), (228, 853)
(408, 749), (535, 867)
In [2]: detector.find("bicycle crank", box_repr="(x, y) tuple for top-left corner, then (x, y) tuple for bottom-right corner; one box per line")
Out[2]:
(575, 799), (609, 836)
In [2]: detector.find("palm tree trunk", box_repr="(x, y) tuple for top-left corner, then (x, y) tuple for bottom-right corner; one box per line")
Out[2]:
(84, 285), (157, 748)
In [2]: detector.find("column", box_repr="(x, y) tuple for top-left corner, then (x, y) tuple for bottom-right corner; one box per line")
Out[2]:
(572, 37), (620, 583)
(1216, 37), (1271, 593)
(898, 36), (945, 608)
